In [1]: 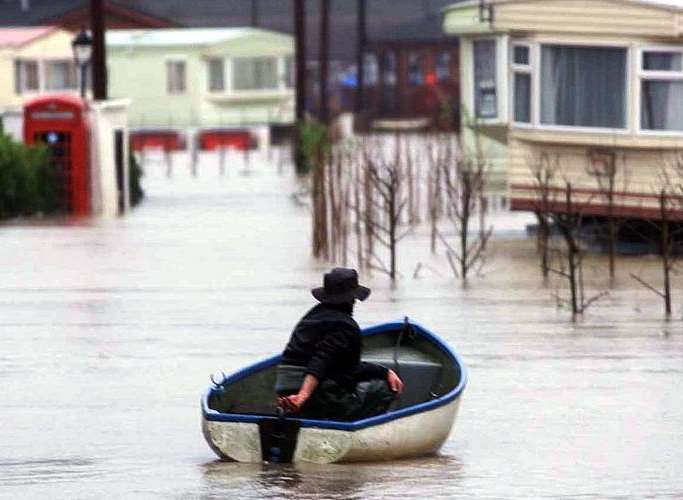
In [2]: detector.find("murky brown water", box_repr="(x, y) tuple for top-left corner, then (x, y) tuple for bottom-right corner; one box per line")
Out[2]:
(1, 152), (682, 499)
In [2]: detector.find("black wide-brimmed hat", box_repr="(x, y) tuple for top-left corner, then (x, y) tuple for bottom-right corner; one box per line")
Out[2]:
(311, 268), (371, 304)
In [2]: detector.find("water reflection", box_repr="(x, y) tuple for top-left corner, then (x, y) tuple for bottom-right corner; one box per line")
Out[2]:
(200, 454), (464, 499)
(1, 154), (682, 499)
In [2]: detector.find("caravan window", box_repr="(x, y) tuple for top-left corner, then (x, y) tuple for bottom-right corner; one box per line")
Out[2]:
(640, 49), (683, 132)
(473, 39), (497, 119)
(14, 59), (39, 93)
(45, 61), (77, 91)
(540, 45), (627, 129)
(511, 43), (531, 124)
(207, 58), (225, 92)
(166, 60), (187, 94)
(233, 57), (278, 91)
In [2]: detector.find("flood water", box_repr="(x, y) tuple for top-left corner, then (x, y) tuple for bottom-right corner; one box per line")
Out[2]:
(1, 152), (682, 499)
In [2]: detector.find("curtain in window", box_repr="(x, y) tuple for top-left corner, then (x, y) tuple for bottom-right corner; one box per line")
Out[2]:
(208, 59), (224, 92)
(643, 52), (682, 71)
(233, 58), (277, 91)
(166, 61), (186, 93)
(473, 40), (497, 119)
(514, 73), (531, 123)
(45, 61), (76, 90)
(541, 46), (626, 128)
(641, 81), (683, 131)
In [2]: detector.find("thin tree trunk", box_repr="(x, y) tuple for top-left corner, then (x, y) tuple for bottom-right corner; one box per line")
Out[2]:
(565, 184), (579, 316)
(90, 0), (107, 100)
(660, 190), (672, 317)
(319, 0), (330, 125)
(293, 0), (307, 174)
(355, 0), (367, 113)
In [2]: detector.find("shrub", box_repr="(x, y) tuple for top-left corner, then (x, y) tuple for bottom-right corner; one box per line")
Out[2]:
(0, 133), (58, 219)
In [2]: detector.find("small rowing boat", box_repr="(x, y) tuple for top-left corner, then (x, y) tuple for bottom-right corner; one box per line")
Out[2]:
(201, 319), (467, 464)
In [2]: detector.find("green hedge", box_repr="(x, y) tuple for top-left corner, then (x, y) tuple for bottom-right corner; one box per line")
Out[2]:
(0, 133), (60, 219)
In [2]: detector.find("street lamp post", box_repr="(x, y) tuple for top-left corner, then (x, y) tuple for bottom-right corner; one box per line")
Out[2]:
(72, 28), (93, 99)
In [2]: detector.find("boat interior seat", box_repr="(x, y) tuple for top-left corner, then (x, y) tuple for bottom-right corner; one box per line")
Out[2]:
(363, 358), (444, 411)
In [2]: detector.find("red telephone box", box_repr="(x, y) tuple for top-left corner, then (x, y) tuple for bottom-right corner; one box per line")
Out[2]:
(24, 95), (90, 215)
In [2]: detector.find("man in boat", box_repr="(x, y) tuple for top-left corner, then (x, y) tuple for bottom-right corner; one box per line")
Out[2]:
(276, 267), (404, 420)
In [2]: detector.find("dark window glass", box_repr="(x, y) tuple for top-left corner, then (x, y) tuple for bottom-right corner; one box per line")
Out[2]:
(643, 51), (682, 71)
(540, 45), (626, 128)
(436, 51), (451, 81)
(514, 73), (531, 123)
(474, 39), (497, 119)
(514, 46), (530, 65)
(408, 52), (423, 85)
(641, 80), (683, 131)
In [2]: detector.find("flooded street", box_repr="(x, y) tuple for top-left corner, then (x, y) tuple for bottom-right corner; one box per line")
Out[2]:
(1, 153), (682, 499)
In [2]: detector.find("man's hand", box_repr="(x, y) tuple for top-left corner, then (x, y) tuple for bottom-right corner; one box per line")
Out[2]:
(387, 369), (404, 394)
(277, 374), (319, 414)
(277, 393), (308, 414)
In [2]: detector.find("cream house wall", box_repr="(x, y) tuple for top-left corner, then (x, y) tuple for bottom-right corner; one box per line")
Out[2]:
(494, 0), (679, 38)
(0, 29), (79, 112)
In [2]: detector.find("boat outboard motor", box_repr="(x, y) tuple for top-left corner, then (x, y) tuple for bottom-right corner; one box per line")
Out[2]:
(258, 408), (301, 463)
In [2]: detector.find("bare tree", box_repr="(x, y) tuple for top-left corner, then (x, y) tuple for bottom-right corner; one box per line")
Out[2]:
(436, 142), (493, 282)
(586, 149), (631, 281)
(360, 134), (410, 280)
(547, 183), (608, 316)
(629, 190), (676, 317)
(529, 153), (558, 279)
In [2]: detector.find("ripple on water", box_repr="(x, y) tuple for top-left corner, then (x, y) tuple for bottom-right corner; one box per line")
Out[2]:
(0, 458), (100, 485)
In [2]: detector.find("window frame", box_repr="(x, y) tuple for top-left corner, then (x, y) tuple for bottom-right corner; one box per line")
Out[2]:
(207, 57), (226, 93)
(230, 56), (280, 93)
(507, 39), (632, 135)
(468, 35), (508, 125)
(165, 58), (187, 95)
(510, 42), (532, 127)
(636, 45), (683, 136)
(472, 37), (499, 121)
(43, 59), (78, 91)
(14, 58), (41, 94)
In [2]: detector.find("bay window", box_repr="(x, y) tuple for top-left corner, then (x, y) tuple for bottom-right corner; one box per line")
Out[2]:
(14, 59), (39, 93)
(45, 60), (77, 91)
(640, 49), (683, 132)
(540, 45), (627, 129)
(233, 57), (278, 91)
(511, 44), (531, 123)
(285, 55), (295, 88)
(473, 39), (497, 119)
(166, 60), (186, 94)
(207, 58), (225, 92)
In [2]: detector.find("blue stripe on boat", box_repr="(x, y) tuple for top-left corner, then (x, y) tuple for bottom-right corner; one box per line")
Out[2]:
(202, 321), (468, 431)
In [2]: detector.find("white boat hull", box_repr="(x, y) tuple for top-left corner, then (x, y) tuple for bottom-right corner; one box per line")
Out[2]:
(203, 398), (461, 464)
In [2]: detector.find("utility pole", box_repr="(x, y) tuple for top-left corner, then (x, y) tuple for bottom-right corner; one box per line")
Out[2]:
(319, 0), (330, 125)
(90, 0), (107, 100)
(294, 0), (307, 174)
(355, 0), (366, 113)
(251, 0), (259, 27)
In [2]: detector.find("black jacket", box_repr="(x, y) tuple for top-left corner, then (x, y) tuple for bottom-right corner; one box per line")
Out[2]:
(281, 304), (387, 391)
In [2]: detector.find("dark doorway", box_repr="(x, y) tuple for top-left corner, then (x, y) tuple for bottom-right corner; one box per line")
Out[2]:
(36, 131), (72, 213)
(114, 129), (125, 215)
